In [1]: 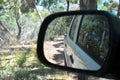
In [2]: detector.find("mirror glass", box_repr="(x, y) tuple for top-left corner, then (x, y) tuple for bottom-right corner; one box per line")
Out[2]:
(44, 14), (109, 71)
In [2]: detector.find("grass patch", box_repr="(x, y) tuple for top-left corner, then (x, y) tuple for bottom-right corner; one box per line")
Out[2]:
(0, 43), (68, 79)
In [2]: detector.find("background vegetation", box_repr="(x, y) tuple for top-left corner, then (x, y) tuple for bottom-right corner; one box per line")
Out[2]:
(0, 0), (120, 79)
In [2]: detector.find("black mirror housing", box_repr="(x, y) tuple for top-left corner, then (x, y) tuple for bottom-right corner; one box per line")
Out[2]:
(37, 10), (120, 78)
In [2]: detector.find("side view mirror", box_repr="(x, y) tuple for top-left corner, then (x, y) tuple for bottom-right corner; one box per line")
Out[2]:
(37, 10), (120, 78)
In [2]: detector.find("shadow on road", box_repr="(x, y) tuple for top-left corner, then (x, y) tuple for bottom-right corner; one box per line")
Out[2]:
(53, 50), (65, 65)
(53, 42), (64, 48)
(54, 39), (64, 42)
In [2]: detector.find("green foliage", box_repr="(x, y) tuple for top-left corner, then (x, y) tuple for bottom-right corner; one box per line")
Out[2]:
(0, 13), (17, 29)
(79, 15), (109, 61)
(20, 0), (35, 13)
(38, 63), (46, 69)
(5, 66), (14, 74)
(45, 16), (72, 40)
(9, 38), (18, 45)
(27, 43), (37, 60)
(100, 0), (118, 12)
(15, 69), (37, 80)
(41, 0), (58, 7)
(101, 6), (107, 10)
(39, 0), (65, 12)
(15, 69), (30, 79)
(111, 2), (118, 8)
(0, 0), (67, 79)
(97, 0), (102, 4)
(39, 10), (50, 17)
(0, 43), (67, 79)
(20, 4), (29, 13)
(70, 0), (77, 3)
(15, 50), (27, 67)
(27, 11), (39, 22)
(0, 0), (3, 4)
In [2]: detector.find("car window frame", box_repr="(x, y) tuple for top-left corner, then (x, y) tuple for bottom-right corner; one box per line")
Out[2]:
(69, 15), (82, 42)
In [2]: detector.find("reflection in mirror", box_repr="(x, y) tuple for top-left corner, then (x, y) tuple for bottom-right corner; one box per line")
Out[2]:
(44, 15), (109, 71)
(44, 16), (72, 66)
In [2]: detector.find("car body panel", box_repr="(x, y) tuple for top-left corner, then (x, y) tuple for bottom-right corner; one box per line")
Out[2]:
(64, 22), (101, 70)
(63, 14), (109, 70)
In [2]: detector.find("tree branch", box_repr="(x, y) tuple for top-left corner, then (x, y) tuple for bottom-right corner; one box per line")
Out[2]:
(66, 0), (70, 11)
(34, 3), (43, 22)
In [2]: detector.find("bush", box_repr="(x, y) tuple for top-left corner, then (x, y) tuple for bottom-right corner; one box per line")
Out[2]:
(45, 16), (72, 41)
(15, 50), (27, 67)
(15, 70), (29, 79)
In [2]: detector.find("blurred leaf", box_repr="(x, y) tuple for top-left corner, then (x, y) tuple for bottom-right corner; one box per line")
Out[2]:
(101, 6), (107, 10)
(111, 2), (118, 8)
(0, 0), (3, 4)
(98, 0), (102, 4)
(20, 4), (29, 13)
(71, 0), (77, 3)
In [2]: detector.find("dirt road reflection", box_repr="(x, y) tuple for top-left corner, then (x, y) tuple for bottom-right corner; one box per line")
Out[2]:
(44, 36), (65, 66)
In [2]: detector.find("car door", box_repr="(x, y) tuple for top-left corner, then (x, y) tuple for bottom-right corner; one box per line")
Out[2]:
(64, 14), (109, 70)
(64, 15), (83, 67)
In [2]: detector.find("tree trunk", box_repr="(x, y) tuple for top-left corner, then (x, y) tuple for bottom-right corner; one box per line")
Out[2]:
(16, 18), (21, 40)
(14, 0), (21, 40)
(117, 0), (120, 16)
(15, 11), (21, 40)
(80, 0), (97, 10)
